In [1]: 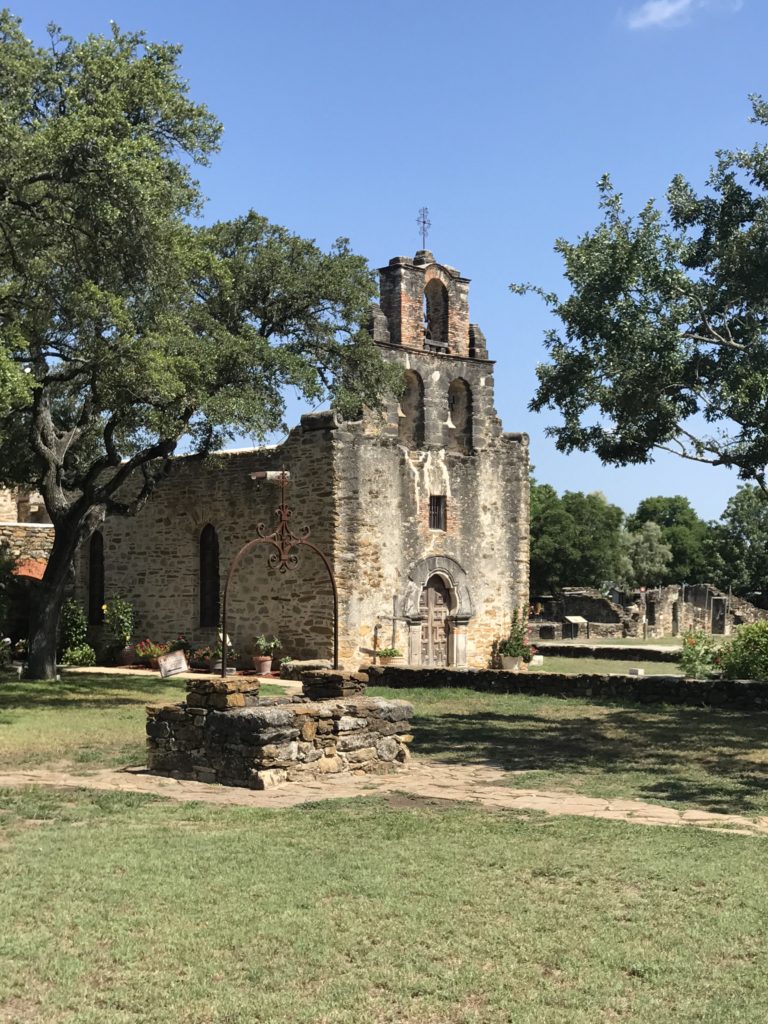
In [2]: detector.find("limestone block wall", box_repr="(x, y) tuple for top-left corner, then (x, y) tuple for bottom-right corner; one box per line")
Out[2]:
(146, 689), (414, 789)
(0, 489), (17, 521)
(74, 418), (339, 660)
(332, 419), (529, 668)
(0, 523), (54, 565)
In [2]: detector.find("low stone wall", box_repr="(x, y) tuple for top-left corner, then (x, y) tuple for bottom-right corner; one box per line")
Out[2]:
(146, 676), (413, 789)
(366, 665), (768, 710)
(534, 643), (679, 663)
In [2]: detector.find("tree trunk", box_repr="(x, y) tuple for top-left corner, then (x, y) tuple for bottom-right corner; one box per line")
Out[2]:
(26, 519), (83, 680)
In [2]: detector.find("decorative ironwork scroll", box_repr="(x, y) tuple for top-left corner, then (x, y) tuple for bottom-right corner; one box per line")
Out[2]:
(220, 469), (339, 676)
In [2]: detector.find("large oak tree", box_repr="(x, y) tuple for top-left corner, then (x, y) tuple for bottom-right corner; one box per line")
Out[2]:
(514, 96), (768, 493)
(0, 14), (396, 678)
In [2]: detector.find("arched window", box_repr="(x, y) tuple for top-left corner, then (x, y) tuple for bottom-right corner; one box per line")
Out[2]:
(447, 379), (473, 454)
(88, 531), (105, 625)
(424, 279), (449, 351)
(399, 370), (425, 449)
(199, 524), (220, 628)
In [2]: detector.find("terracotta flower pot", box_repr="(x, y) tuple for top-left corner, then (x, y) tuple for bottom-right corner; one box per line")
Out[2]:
(252, 655), (273, 675)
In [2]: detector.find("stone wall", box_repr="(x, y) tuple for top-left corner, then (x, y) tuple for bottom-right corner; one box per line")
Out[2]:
(72, 248), (530, 672)
(146, 679), (413, 789)
(0, 523), (54, 565)
(74, 417), (338, 660)
(366, 665), (768, 709)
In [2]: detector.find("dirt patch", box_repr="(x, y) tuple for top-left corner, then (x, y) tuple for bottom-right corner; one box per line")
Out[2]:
(383, 791), (470, 812)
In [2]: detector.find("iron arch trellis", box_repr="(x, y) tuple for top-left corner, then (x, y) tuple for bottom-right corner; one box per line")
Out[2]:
(220, 471), (339, 677)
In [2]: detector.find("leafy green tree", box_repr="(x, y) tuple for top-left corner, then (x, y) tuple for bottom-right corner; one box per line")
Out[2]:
(711, 485), (768, 596)
(530, 482), (624, 592)
(626, 496), (714, 583)
(619, 521), (672, 588)
(0, 15), (396, 678)
(513, 96), (768, 492)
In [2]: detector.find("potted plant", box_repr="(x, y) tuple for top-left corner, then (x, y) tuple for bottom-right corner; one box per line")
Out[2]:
(377, 646), (402, 667)
(134, 638), (170, 670)
(498, 609), (536, 671)
(191, 645), (212, 670)
(103, 596), (135, 665)
(251, 634), (281, 674)
(210, 639), (237, 674)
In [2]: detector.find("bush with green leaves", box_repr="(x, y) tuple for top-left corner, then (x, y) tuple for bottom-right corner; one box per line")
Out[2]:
(103, 596), (134, 649)
(61, 643), (96, 667)
(59, 599), (88, 653)
(678, 630), (717, 679)
(719, 621), (768, 681)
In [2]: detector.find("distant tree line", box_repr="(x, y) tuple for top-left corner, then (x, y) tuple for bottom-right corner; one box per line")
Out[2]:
(530, 481), (768, 600)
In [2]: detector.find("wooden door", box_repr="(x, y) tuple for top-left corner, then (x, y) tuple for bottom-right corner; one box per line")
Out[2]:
(420, 575), (450, 666)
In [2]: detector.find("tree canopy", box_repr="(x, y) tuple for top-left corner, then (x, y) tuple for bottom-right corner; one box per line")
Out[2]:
(626, 495), (713, 584)
(530, 482), (625, 593)
(0, 13), (397, 677)
(514, 96), (768, 492)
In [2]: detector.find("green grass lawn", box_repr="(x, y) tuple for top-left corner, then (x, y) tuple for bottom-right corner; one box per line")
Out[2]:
(2, 674), (768, 1021)
(369, 686), (768, 818)
(1, 786), (767, 1024)
(0, 672), (284, 772)
(529, 656), (684, 675)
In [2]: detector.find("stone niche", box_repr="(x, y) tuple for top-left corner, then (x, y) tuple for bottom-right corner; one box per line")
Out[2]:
(146, 672), (413, 790)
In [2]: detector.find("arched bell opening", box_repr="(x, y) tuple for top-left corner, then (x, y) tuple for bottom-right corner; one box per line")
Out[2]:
(398, 370), (425, 449)
(423, 279), (449, 351)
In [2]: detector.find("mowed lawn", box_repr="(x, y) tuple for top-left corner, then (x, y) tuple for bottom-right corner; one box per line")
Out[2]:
(1, 672), (768, 1022)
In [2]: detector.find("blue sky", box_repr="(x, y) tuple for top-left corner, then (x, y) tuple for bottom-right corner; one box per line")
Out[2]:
(15, 0), (766, 520)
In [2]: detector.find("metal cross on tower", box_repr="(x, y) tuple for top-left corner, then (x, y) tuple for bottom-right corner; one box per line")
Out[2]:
(417, 207), (431, 250)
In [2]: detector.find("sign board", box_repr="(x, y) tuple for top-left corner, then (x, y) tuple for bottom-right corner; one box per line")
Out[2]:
(564, 616), (588, 624)
(158, 650), (189, 678)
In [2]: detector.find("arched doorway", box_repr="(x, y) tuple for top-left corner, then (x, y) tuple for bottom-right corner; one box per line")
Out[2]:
(419, 574), (451, 666)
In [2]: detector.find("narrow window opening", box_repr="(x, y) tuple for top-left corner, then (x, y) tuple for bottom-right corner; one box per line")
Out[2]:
(429, 495), (447, 531)
(199, 524), (220, 627)
(88, 531), (105, 625)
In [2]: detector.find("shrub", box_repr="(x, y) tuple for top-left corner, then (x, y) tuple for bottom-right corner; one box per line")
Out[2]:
(60, 599), (88, 653)
(719, 621), (768, 680)
(498, 608), (536, 663)
(377, 647), (401, 659)
(61, 643), (96, 666)
(678, 629), (717, 678)
(254, 634), (281, 656)
(103, 596), (134, 649)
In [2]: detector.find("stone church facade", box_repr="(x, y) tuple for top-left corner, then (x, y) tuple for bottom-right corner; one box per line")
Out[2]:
(70, 250), (529, 668)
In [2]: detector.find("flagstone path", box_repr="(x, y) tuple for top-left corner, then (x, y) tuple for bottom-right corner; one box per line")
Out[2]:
(1, 761), (766, 837)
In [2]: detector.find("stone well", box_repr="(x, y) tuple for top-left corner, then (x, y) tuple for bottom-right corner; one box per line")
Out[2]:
(146, 671), (413, 790)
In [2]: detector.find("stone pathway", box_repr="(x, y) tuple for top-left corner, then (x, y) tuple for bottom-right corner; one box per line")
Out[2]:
(1, 761), (766, 837)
